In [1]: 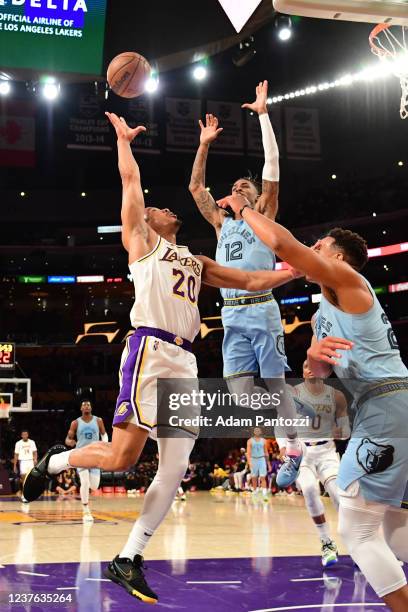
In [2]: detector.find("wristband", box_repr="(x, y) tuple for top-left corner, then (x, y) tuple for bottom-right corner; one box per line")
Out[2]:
(240, 204), (249, 217)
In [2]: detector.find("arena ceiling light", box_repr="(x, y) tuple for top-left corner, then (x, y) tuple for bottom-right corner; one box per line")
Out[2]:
(41, 77), (60, 101)
(193, 65), (208, 81)
(145, 74), (159, 94)
(275, 15), (293, 42)
(0, 79), (11, 96)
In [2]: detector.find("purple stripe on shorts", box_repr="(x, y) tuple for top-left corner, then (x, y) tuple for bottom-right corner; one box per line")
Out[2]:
(113, 332), (144, 427)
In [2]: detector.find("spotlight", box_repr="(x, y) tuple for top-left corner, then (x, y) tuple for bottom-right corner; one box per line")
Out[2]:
(41, 77), (60, 101)
(145, 75), (159, 93)
(275, 15), (293, 42)
(193, 65), (207, 81)
(232, 37), (256, 68)
(0, 80), (11, 96)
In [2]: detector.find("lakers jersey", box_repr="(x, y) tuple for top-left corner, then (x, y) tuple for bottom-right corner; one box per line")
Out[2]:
(129, 237), (202, 343)
(216, 217), (276, 299)
(294, 383), (336, 441)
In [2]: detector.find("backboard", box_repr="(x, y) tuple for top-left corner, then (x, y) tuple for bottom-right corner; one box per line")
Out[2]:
(273, 1), (408, 26)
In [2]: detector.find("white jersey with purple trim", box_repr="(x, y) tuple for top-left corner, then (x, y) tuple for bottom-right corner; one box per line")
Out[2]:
(293, 382), (337, 443)
(129, 237), (202, 343)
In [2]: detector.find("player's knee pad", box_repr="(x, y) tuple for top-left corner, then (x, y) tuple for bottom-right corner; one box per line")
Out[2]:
(302, 484), (325, 517)
(89, 472), (100, 491)
(324, 477), (340, 511)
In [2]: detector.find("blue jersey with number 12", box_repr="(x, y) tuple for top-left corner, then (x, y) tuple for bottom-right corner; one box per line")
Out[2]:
(216, 217), (276, 299)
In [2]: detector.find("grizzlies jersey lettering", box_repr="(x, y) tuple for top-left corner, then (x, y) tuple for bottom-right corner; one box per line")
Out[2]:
(216, 217), (276, 299)
(251, 437), (266, 458)
(76, 416), (100, 449)
(294, 383), (336, 442)
(129, 237), (202, 343)
(314, 275), (408, 396)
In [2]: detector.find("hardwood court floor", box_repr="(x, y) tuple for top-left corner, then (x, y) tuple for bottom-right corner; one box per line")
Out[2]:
(0, 491), (402, 610)
(0, 490), (344, 564)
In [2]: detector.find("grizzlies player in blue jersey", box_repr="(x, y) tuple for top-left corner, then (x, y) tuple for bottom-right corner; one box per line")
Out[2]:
(247, 427), (270, 501)
(65, 400), (108, 521)
(218, 192), (408, 612)
(190, 81), (305, 478)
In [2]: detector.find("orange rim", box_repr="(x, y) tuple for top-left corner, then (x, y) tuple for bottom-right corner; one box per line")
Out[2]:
(369, 23), (393, 57)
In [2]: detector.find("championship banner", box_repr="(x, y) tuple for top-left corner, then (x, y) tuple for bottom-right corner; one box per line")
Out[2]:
(129, 97), (160, 155)
(166, 97), (202, 152)
(285, 107), (321, 159)
(246, 106), (282, 157)
(66, 93), (112, 151)
(206, 101), (243, 155)
(0, 100), (35, 167)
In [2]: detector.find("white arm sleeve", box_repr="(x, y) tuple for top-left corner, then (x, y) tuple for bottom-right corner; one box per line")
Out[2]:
(101, 433), (109, 443)
(336, 415), (351, 439)
(259, 112), (280, 182)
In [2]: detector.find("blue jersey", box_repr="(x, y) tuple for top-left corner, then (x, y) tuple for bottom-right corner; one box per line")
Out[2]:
(216, 217), (276, 299)
(250, 437), (266, 459)
(314, 276), (408, 397)
(76, 416), (100, 449)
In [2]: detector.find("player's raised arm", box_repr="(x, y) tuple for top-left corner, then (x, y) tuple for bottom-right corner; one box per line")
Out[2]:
(189, 114), (224, 234)
(65, 420), (78, 448)
(106, 112), (155, 262)
(198, 255), (301, 292)
(242, 81), (279, 220)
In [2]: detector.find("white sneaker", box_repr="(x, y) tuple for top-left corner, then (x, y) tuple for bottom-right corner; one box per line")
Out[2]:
(82, 507), (94, 522)
(321, 540), (338, 567)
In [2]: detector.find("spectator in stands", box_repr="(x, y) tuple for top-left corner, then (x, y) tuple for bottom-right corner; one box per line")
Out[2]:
(54, 470), (77, 497)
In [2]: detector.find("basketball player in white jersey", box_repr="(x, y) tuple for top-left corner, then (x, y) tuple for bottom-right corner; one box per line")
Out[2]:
(13, 430), (37, 500)
(65, 400), (108, 521)
(279, 360), (350, 567)
(189, 81), (305, 486)
(218, 191), (408, 612)
(23, 113), (299, 604)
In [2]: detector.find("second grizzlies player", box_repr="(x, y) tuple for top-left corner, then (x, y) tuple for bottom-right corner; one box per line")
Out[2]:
(65, 400), (108, 521)
(189, 81), (305, 477)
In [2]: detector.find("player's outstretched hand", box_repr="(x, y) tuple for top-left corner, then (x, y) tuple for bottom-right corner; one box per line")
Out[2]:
(199, 114), (223, 145)
(217, 193), (250, 216)
(105, 112), (146, 142)
(242, 80), (268, 115)
(307, 336), (354, 367)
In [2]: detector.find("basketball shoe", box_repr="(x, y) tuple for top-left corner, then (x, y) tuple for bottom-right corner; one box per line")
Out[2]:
(104, 555), (158, 603)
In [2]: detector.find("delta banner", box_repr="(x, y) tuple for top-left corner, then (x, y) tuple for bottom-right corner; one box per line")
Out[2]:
(206, 101), (244, 155)
(129, 97), (160, 155)
(0, 0), (107, 75)
(0, 100), (35, 167)
(166, 97), (202, 152)
(246, 106), (282, 157)
(66, 93), (112, 151)
(285, 107), (321, 159)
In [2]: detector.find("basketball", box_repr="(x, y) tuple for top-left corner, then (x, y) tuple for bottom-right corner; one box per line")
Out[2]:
(107, 52), (151, 99)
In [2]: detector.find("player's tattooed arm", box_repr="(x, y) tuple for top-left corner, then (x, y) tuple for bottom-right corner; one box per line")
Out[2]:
(189, 114), (223, 232)
(65, 420), (78, 448)
(255, 179), (279, 221)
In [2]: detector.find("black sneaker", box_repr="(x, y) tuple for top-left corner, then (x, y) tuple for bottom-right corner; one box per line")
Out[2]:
(104, 555), (158, 604)
(23, 445), (67, 502)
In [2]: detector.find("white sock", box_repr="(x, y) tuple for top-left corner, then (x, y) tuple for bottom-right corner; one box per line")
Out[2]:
(48, 451), (72, 475)
(262, 488), (268, 496)
(120, 522), (154, 559)
(315, 521), (331, 544)
(286, 438), (302, 457)
(178, 487), (183, 495)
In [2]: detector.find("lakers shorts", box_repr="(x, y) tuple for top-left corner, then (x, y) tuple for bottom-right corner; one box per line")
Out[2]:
(300, 441), (340, 487)
(113, 327), (199, 438)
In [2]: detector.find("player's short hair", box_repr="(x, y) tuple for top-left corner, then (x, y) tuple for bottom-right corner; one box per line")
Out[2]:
(326, 227), (368, 271)
(234, 172), (261, 195)
(21, 429), (29, 434)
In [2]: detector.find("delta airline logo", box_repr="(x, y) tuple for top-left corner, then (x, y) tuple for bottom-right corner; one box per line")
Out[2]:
(217, 0), (262, 33)
(0, 0), (87, 10)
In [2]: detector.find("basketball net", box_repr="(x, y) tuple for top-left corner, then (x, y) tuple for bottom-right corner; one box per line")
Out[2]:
(369, 24), (408, 120)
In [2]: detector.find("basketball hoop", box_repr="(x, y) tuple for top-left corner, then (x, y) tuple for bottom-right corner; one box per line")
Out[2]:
(369, 24), (408, 119)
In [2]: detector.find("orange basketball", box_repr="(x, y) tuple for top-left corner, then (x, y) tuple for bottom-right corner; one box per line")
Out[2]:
(107, 52), (151, 99)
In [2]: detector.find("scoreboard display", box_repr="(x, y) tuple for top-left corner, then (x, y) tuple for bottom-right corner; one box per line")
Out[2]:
(0, 343), (15, 370)
(0, 0), (107, 75)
